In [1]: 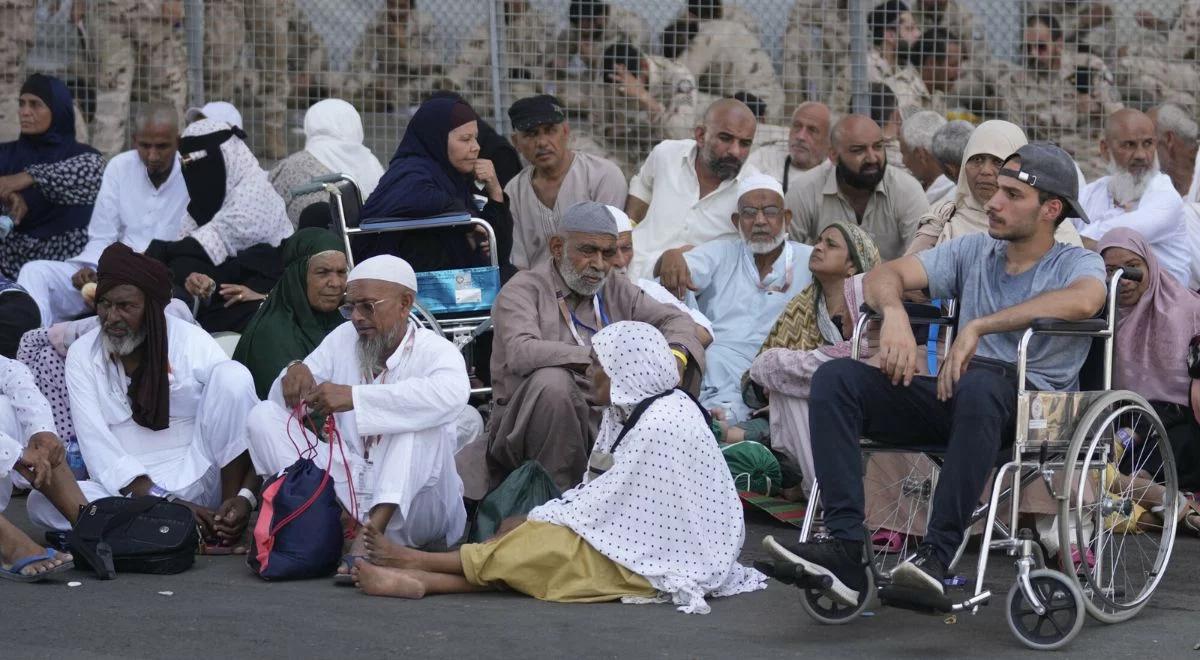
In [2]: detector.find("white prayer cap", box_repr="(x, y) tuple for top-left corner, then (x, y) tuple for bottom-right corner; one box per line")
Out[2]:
(606, 205), (633, 233)
(736, 172), (784, 200)
(347, 255), (418, 293)
(185, 101), (243, 130)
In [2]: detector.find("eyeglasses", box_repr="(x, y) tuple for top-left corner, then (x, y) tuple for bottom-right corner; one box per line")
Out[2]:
(338, 298), (394, 320)
(739, 205), (783, 220)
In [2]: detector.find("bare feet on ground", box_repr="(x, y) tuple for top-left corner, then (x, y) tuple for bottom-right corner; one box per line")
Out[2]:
(352, 559), (427, 599)
(363, 525), (424, 569)
(338, 529), (368, 576)
(0, 530), (72, 577)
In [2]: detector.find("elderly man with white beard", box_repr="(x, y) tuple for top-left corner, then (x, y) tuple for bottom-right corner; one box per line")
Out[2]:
(654, 173), (813, 424)
(482, 201), (708, 492)
(1077, 109), (1191, 285)
(244, 255), (470, 576)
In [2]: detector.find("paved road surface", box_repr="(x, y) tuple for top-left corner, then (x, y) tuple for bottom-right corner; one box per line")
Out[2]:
(4, 504), (1198, 659)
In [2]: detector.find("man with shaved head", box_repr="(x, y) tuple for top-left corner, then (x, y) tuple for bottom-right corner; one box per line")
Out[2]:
(745, 102), (832, 193)
(784, 114), (928, 260)
(246, 254), (471, 580)
(1078, 109), (1190, 285)
(624, 98), (759, 278)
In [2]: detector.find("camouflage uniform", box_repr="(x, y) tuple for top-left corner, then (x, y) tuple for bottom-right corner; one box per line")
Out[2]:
(870, 50), (931, 114)
(996, 50), (1123, 178)
(88, 1), (187, 157)
(0, 0), (35, 142)
(546, 6), (648, 115)
(445, 4), (559, 120)
(204, 0), (290, 159)
(341, 8), (443, 113)
(782, 0), (851, 113)
(675, 18), (786, 123)
(592, 55), (698, 173)
(286, 4), (328, 111)
(1114, 0), (1200, 110)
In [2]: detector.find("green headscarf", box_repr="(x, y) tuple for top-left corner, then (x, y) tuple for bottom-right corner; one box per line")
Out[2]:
(233, 229), (347, 397)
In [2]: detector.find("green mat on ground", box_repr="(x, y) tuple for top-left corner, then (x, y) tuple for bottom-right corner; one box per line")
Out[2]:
(737, 491), (808, 528)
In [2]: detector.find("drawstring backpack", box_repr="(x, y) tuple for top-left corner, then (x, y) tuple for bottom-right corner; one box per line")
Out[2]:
(247, 405), (357, 580)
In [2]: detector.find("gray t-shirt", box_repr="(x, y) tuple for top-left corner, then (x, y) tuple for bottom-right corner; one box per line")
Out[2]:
(916, 232), (1106, 391)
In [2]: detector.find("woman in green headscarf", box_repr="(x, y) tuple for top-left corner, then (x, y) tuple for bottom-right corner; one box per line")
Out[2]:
(233, 229), (348, 398)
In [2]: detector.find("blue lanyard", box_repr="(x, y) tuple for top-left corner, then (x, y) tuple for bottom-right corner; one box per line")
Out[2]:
(558, 292), (609, 346)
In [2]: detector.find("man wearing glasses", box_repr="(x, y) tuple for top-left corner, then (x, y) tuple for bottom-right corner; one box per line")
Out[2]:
(654, 174), (812, 424)
(245, 255), (470, 580)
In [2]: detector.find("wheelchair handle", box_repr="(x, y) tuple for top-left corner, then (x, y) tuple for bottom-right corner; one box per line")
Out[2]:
(290, 173), (356, 197)
(1119, 267), (1142, 283)
(289, 182), (329, 196)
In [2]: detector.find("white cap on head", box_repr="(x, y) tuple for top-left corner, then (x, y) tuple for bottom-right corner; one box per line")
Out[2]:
(736, 172), (784, 200)
(606, 205), (633, 233)
(185, 101), (243, 130)
(347, 255), (418, 293)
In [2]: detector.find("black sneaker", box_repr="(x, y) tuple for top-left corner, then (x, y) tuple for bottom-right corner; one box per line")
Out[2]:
(763, 535), (866, 606)
(890, 545), (946, 595)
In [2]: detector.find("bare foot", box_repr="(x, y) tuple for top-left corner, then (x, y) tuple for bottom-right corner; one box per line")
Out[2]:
(338, 530), (368, 576)
(0, 529), (72, 578)
(363, 525), (423, 569)
(352, 559), (427, 599)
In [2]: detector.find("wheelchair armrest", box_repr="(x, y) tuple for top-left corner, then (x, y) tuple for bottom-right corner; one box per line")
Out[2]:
(1029, 317), (1108, 334)
(858, 302), (953, 323)
(359, 212), (474, 230)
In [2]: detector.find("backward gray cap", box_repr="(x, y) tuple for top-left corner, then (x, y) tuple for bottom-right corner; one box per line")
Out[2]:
(560, 201), (619, 236)
(1000, 142), (1090, 223)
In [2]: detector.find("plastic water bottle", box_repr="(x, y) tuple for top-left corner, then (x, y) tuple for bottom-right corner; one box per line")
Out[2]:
(1116, 428), (1135, 449)
(0, 215), (13, 240)
(65, 436), (88, 481)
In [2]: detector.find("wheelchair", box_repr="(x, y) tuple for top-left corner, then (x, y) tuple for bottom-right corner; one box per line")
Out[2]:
(290, 173), (497, 400)
(758, 269), (1178, 651)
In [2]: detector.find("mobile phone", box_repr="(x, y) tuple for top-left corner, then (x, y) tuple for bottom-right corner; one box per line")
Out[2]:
(1074, 67), (1092, 94)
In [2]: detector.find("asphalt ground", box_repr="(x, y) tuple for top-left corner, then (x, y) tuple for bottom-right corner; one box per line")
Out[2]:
(3, 502), (1198, 660)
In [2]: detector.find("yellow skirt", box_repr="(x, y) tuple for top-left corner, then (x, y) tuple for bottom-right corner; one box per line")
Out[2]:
(460, 520), (656, 603)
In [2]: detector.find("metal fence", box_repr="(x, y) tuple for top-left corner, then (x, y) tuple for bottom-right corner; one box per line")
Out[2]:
(5, 0), (1198, 176)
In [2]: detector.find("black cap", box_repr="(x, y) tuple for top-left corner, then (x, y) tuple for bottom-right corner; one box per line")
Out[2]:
(508, 95), (566, 132)
(1000, 142), (1090, 223)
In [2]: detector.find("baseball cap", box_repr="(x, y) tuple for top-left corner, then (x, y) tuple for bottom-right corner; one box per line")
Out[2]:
(1000, 142), (1090, 223)
(184, 101), (243, 130)
(507, 95), (566, 133)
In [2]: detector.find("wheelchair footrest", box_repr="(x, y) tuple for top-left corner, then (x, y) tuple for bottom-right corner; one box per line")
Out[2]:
(753, 560), (834, 591)
(879, 585), (958, 614)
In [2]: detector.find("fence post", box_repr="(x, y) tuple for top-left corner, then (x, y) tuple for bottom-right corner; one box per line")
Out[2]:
(848, 0), (868, 116)
(184, 0), (205, 107)
(487, 0), (506, 134)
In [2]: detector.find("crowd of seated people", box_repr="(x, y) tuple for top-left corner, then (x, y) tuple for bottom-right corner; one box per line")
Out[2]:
(2, 42), (1200, 626)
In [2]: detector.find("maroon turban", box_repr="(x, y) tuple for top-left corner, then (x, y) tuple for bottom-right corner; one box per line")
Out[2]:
(95, 243), (173, 431)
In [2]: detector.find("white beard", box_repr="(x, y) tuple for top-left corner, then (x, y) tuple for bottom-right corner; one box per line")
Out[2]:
(1106, 154), (1159, 207)
(101, 328), (146, 357)
(747, 228), (787, 255)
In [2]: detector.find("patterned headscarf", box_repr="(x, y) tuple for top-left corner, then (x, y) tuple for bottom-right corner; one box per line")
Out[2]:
(592, 321), (678, 409)
(758, 222), (881, 353)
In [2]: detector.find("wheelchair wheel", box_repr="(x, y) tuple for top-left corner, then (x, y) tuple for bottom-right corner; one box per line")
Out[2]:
(1059, 391), (1178, 624)
(1005, 569), (1085, 651)
(799, 564), (875, 625)
(860, 453), (939, 576)
(409, 302), (443, 335)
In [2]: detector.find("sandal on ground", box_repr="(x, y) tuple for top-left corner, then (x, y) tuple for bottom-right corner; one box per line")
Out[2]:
(0, 548), (74, 583)
(334, 554), (364, 585)
(871, 530), (906, 554)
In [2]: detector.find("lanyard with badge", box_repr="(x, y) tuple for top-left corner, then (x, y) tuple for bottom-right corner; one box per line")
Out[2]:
(556, 290), (610, 346)
(745, 241), (795, 294)
(353, 324), (418, 514)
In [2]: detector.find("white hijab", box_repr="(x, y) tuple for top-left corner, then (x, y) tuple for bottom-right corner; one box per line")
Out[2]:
(528, 321), (766, 614)
(303, 99), (385, 199)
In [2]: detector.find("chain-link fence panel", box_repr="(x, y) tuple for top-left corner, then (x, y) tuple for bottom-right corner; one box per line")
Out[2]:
(10, 0), (1200, 179)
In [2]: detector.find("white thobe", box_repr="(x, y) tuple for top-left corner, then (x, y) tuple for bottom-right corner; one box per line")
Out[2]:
(744, 142), (812, 195)
(1076, 172), (1191, 285)
(29, 317), (256, 530)
(246, 322), (469, 549)
(1184, 203), (1200, 290)
(636, 277), (715, 337)
(0, 356), (56, 514)
(926, 174), (955, 205)
(628, 139), (761, 279)
(16, 151), (189, 325)
(683, 239), (814, 422)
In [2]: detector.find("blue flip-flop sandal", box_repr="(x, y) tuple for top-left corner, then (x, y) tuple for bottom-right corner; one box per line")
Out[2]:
(334, 554), (364, 586)
(0, 548), (75, 583)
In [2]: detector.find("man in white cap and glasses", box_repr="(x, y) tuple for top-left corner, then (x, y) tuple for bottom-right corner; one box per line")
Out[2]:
(244, 254), (470, 578)
(480, 201), (707, 493)
(653, 173), (813, 424)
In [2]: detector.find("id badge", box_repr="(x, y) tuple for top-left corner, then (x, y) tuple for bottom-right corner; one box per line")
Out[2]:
(354, 458), (376, 517)
(454, 271), (483, 305)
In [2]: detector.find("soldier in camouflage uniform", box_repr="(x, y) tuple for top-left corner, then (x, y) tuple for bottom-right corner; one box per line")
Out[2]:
(204, 0), (290, 159)
(340, 0), (444, 114)
(87, 0), (187, 157)
(1116, 1), (1200, 111)
(593, 43), (699, 173)
(0, 0), (35, 142)
(669, 13), (786, 124)
(867, 1), (930, 114)
(782, 0), (850, 114)
(546, 0), (648, 115)
(997, 12), (1123, 178)
(286, 3), (328, 111)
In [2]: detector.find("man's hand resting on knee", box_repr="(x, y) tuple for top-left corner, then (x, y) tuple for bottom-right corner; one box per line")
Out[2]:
(15, 432), (65, 489)
(937, 321), (981, 401)
(877, 311), (919, 386)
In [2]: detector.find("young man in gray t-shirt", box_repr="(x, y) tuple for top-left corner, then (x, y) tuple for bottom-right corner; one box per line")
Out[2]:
(765, 143), (1108, 607)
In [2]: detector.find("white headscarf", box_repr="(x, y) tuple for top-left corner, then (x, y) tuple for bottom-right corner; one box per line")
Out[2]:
(528, 321), (767, 614)
(179, 119), (294, 265)
(303, 99), (385, 199)
(1188, 146), (1200, 204)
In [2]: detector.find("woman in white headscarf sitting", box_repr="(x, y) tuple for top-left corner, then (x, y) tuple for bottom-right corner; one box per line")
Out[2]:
(351, 321), (766, 614)
(905, 119), (1083, 256)
(268, 99), (385, 228)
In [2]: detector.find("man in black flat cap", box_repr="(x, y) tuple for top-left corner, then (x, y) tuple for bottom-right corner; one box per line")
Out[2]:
(765, 143), (1109, 605)
(505, 95), (627, 271)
